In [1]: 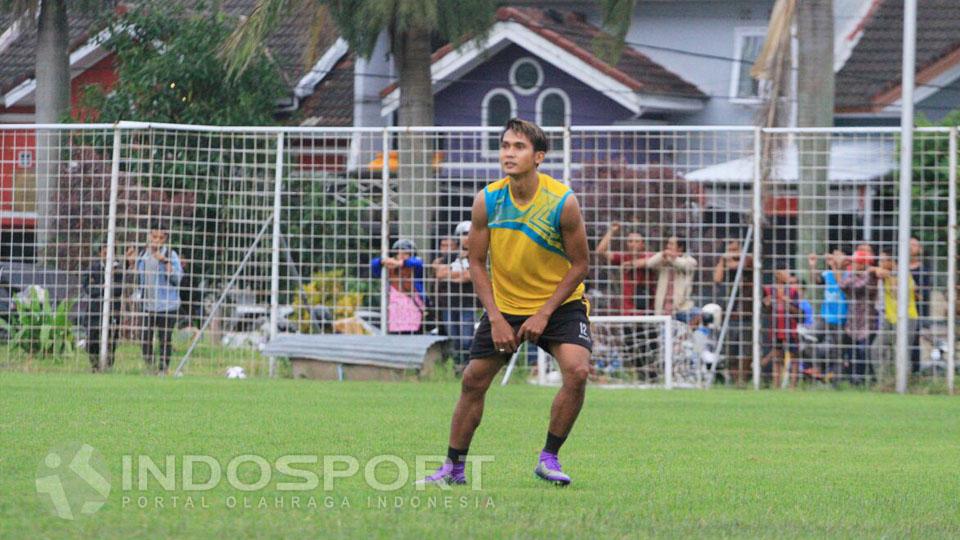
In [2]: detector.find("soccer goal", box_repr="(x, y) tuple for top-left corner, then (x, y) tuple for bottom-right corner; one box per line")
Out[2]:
(533, 316), (711, 389)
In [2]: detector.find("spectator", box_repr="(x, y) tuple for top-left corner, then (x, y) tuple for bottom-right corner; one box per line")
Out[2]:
(807, 250), (850, 378)
(871, 250), (919, 383)
(647, 236), (697, 317)
(132, 225), (183, 374)
(433, 221), (476, 365)
(840, 247), (879, 384)
(596, 222), (653, 314)
(762, 268), (802, 386)
(909, 237), (932, 321)
(712, 239), (753, 383)
(372, 239), (426, 334)
(82, 245), (125, 372)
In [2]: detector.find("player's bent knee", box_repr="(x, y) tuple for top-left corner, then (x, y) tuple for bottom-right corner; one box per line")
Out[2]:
(564, 363), (590, 387)
(461, 363), (496, 395)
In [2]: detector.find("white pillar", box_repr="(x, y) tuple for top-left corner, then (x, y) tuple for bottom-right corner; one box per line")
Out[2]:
(895, 0), (917, 394)
(268, 131), (284, 378)
(99, 125), (122, 371)
(380, 129), (390, 335)
(752, 128), (763, 390)
(947, 127), (957, 394)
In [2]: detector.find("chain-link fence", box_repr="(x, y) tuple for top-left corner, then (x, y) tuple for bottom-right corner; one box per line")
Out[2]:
(0, 122), (955, 391)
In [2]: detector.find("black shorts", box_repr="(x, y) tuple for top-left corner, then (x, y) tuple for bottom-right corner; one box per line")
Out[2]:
(469, 299), (592, 359)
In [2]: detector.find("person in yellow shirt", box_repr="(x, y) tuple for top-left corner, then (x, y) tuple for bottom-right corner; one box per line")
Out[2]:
(871, 250), (918, 383)
(418, 118), (591, 487)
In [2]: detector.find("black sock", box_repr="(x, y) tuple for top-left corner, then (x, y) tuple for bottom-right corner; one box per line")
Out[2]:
(447, 446), (468, 465)
(543, 431), (567, 456)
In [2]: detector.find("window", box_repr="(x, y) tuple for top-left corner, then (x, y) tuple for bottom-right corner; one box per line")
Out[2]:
(536, 89), (570, 148)
(482, 89), (516, 153)
(730, 29), (766, 100)
(536, 89), (570, 127)
(509, 57), (543, 96)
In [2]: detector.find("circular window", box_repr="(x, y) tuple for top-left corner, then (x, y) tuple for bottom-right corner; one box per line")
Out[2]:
(509, 57), (543, 95)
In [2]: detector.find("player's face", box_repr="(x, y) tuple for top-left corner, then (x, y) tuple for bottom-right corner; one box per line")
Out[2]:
(499, 129), (543, 177)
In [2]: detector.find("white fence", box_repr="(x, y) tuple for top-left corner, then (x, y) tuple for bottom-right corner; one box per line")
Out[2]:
(0, 122), (955, 391)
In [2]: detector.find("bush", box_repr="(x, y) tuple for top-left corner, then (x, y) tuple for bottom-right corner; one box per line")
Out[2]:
(0, 286), (76, 358)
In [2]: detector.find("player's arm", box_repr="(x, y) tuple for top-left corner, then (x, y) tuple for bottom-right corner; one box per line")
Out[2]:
(518, 194), (589, 344)
(467, 191), (519, 353)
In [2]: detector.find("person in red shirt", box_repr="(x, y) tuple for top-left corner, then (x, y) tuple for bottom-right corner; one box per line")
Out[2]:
(596, 222), (653, 314)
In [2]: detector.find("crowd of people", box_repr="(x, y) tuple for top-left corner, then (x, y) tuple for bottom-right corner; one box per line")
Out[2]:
(374, 217), (947, 384)
(80, 216), (947, 384)
(593, 223), (943, 385)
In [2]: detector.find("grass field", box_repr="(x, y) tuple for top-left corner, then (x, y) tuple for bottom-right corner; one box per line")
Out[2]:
(1, 372), (959, 539)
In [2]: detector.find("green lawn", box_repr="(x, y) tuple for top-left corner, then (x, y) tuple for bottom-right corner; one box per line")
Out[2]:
(1, 372), (959, 539)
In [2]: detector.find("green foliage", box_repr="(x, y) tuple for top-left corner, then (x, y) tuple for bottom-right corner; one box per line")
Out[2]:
(282, 175), (379, 309)
(910, 110), (960, 275)
(289, 269), (368, 332)
(73, 1), (286, 284)
(0, 288), (76, 358)
(82, 0), (284, 125)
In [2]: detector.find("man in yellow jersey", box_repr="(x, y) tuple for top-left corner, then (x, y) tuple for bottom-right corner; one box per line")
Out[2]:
(418, 118), (591, 487)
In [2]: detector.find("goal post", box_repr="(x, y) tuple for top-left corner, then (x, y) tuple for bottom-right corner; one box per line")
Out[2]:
(534, 315), (712, 390)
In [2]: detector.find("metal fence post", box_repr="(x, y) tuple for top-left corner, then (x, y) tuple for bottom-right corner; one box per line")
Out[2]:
(562, 126), (572, 184)
(99, 125), (122, 372)
(268, 131), (284, 378)
(752, 127), (763, 390)
(948, 127), (957, 394)
(380, 128), (390, 335)
(895, 0), (918, 394)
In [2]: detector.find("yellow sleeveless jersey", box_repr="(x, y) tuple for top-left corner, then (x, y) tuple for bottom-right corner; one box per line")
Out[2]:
(484, 173), (585, 315)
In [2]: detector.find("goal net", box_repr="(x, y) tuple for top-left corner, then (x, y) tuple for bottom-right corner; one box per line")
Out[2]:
(534, 316), (713, 389)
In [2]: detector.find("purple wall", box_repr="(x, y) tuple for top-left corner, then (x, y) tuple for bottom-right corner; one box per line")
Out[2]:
(433, 44), (659, 177)
(434, 44), (634, 127)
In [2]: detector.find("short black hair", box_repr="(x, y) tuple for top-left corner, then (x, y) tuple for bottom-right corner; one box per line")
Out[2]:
(500, 118), (548, 154)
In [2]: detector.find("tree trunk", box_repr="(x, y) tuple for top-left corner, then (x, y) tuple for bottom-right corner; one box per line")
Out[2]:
(795, 0), (833, 280)
(394, 26), (435, 256)
(35, 0), (71, 261)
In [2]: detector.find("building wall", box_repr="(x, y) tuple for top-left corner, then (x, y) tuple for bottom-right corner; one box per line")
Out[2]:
(917, 76), (960, 122)
(612, 1), (773, 126)
(433, 43), (634, 127)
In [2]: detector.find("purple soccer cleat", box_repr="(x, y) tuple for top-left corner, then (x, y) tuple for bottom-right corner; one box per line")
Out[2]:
(534, 451), (571, 486)
(416, 460), (467, 486)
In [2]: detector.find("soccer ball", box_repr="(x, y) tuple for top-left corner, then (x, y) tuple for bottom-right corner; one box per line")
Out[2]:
(225, 366), (247, 379)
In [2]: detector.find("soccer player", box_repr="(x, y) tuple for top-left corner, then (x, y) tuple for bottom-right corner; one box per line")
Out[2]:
(418, 118), (591, 487)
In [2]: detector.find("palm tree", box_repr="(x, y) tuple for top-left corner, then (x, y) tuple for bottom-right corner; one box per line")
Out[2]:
(227, 0), (635, 127)
(0, 1), (111, 257)
(226, 0), (636, 250)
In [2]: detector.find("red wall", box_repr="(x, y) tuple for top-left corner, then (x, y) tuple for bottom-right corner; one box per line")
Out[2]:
(0, 53), (117, 227)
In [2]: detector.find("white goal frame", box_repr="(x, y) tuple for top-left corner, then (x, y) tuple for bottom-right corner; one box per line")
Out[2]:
(535, 315), (679, 389)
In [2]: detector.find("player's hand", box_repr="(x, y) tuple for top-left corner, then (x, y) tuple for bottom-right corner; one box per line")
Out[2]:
(490, 317), (518, 355)
(609, 222), (621, 232)
(807, 253), (818, 267)
(518, 312), (549, 344)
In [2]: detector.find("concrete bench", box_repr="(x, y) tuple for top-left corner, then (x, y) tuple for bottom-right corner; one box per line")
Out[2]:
(263, 334), (451, 381)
